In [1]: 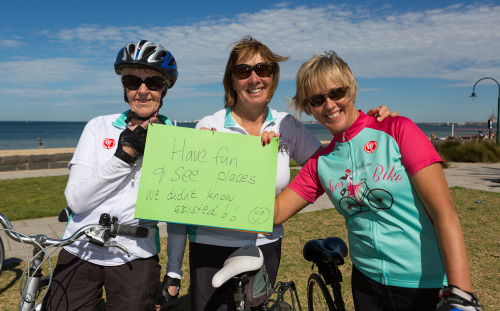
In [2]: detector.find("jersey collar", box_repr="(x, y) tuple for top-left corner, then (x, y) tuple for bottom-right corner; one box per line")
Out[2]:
(223, 107), (277, 128)
(333, 110), (368, 143)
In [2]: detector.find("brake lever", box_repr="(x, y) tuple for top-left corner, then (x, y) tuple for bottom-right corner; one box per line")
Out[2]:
(104, 241), (132, 257)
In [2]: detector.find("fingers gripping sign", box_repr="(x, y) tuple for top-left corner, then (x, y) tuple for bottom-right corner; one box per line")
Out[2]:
(261, 131), (280, 146)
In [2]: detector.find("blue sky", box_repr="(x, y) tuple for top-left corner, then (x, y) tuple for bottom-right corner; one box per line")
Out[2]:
(1, 0), (499, 123)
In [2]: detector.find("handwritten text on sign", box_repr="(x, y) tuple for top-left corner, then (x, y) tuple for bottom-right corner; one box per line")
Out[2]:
(135, 125), (278, 233)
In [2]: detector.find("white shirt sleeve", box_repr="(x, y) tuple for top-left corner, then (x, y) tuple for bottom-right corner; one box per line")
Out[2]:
(195, 115), (217, 130)
(65, 120), (133, 214)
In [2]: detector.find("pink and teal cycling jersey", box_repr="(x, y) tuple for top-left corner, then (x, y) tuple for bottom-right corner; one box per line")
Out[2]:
(290, 111), (447, 288)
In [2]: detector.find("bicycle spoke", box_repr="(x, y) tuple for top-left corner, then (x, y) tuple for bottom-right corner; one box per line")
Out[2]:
(367, 189), (393, 211)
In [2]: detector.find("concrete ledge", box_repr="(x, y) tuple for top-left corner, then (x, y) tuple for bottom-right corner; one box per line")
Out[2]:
(0, 149), (75, 172)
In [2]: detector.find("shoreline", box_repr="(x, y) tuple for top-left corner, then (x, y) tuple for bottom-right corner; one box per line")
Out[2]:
(0, 147), (76, 157)
(0, 135), (495, 156)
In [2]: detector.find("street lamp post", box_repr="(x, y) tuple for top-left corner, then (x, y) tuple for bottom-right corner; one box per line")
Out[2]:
(469, 77), (500, 145)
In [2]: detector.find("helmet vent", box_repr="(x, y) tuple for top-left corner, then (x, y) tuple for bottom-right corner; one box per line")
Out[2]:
(157, 50), (167, 61)
(168, 57), (176, 67)
(143, 46), (156, 59)
(114, 40), (178, 88)
(128, 44), (136, 56)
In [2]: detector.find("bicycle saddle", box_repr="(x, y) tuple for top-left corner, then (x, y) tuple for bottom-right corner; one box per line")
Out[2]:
(303, 237), (348, 266)
(212, 245), (264, 288)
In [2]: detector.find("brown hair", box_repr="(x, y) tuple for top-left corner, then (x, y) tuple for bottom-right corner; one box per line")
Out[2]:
(223, 36), (289, 108)
(290, 51), (358, 117)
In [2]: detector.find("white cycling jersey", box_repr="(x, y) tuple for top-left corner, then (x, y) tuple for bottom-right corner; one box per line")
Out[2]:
(63, 111), (172, 266)
(166, 107), (322, 278)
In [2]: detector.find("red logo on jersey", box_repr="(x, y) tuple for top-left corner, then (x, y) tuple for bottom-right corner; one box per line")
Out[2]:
(103, 138), (116, 149)
(364, 141), (377, 153)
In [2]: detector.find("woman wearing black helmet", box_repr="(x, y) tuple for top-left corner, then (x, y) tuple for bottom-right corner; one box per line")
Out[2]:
(42, 40), (178, 311)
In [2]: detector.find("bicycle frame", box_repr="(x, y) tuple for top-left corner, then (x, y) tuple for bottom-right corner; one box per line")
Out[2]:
(315, 260), (346, 311)
(213, 237), (348, 311)
(268, 281), (302, 310)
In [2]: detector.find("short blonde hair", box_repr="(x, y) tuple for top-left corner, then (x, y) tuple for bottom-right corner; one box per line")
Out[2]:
(223, 36), (289, 108)
(290, 51), (358, 117)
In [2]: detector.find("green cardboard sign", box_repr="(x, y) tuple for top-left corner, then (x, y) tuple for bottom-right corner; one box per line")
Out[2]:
(135, 125), (278, 233)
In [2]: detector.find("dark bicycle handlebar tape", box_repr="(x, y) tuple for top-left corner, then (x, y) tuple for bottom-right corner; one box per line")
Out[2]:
(110, 224), (149, 238)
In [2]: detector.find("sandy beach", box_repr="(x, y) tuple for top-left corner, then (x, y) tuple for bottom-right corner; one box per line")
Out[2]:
(0, 148), (76, 157)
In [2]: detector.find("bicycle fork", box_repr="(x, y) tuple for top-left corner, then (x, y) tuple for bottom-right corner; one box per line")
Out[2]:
(20, 242), (46, 311)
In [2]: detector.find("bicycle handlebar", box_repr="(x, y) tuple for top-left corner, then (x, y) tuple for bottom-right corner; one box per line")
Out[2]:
(0, 212), (148, 257)
(110, 223), (149, 238)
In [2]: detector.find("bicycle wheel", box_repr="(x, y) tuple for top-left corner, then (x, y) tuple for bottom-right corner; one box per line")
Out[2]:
(307, 273), (335, 311)
(339, 196), (359, 215)
(367, 189), (393, 211)
(0, 237), (4, 276)
(269, 301), (293, 311)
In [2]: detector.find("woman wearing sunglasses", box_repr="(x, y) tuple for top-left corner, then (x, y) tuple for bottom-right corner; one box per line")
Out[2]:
(272, 51), (482, 311)
(43, 40), (178, 311)
(158, 36), (397, 311)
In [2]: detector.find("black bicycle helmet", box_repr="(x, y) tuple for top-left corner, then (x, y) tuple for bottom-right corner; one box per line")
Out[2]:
(114, 40), (178, 88)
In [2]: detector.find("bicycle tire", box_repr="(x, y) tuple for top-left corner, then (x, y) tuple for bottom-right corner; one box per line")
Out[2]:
(307, 273), (335, 311)
(269, 301), (293, 311)
(0, 237), (4, 276)
(339, 196), (359, 215)
(367, 189), (393, 211)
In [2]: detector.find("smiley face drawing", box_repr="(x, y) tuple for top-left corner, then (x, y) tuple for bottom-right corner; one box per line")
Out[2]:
(248, 207), (270, 224)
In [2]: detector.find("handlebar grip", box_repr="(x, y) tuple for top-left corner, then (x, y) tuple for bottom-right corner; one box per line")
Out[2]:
(110, 224), (149, 238)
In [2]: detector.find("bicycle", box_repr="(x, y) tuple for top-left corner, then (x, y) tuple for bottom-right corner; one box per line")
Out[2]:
(212, 236), (349, 311)
(0, 235), (4, 276)
(339, 178), (393, 217)
(0, 211), (148, 311)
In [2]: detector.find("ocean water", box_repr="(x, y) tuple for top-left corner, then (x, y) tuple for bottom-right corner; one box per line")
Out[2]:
(0, 121), (474, 150)
(0, 121), (196, 150)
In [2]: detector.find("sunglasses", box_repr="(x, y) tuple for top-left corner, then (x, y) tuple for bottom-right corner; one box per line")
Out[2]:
(121, 75), (167, 91)
(306, 87), (349, 107)
(232, 62), (275, 80)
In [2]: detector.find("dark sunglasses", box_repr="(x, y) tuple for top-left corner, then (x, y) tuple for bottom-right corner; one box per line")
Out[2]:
(232, 62), (275, 80)
(121, 75), (167, 91)
(306, 87), (349, 107)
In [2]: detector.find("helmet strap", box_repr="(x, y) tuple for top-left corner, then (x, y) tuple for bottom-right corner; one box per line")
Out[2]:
(122, 88), (166, 122)
(125, 110), (158, 124)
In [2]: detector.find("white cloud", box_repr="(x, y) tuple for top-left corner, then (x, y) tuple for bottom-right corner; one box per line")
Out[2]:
(0, 39), (23, 49)
(36, 3), (500, 84)
(1, 2), (499, 121)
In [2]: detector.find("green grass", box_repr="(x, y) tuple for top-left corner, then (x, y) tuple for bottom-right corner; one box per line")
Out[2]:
(1, 186), (499, 310)
(1, 141), (497, 222)
(0, 175), (69, 220)
(0, 169), (302, 222)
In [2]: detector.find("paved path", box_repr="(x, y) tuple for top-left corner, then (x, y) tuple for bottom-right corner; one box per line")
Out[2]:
(1, 162), (499, 264)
